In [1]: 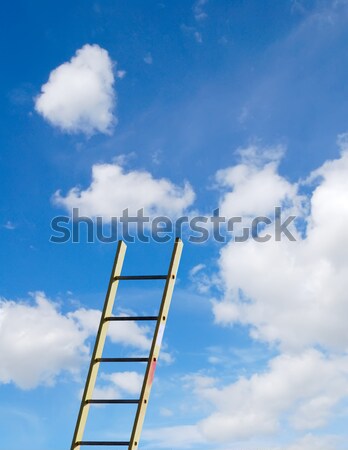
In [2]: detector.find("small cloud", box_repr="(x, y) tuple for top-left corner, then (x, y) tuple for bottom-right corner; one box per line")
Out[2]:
(143, 53), (153, 65)
(189, 263), (206, 277)
(112, 152), (136, 166)
(181, 24), (203, 44)
(194, 31), (203, 43)
(160, 407), (173, 417)
(189, 264), (213, 294)
(193, 0), (208, 21)
(159, 350), (175, 365)
(3, 221), (16, 230)
(208, 355), (224, 365)
(35, 44), (116, 136)
(238, 106), (250, 124)
(101, 371), (143, 395)
(151, 149), (162, 165)
(291, 0), (307, 15)
(116, 69), (126, 79)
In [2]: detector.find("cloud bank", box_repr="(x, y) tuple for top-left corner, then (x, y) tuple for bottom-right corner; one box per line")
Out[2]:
(145, 139), (348, 449)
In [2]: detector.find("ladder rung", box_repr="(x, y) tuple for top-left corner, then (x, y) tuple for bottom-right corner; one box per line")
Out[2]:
(85, 399), (139, 405)
(95, 357), (149, 363)
(104, 316), (158, 322)
(76, 441), (130, 446)
(113, 275), (167, 280)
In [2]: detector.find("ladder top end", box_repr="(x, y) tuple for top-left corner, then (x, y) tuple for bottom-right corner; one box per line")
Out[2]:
(118, 240), (127, 249)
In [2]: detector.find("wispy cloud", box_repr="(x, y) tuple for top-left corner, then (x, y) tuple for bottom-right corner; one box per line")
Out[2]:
(143, 53), (153, 65)
(181, 24), (204, 44)
(193, 0), (208, 22)
(3, 220), (16, 230)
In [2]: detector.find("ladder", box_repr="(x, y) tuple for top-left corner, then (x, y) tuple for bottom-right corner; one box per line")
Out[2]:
(71, 238), (183, 450)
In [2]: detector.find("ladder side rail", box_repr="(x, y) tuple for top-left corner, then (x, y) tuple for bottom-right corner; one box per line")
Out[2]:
(128, 238), (183, 450)
(71, 240), (127, 450)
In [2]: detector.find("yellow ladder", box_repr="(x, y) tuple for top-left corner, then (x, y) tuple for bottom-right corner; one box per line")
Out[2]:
(71, 238), (183, 450)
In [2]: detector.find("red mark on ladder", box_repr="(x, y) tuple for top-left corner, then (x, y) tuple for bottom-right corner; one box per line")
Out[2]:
(148, 359), (157, 386)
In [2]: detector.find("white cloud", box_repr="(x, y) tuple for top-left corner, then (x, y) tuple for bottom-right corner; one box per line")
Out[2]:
(189, 264), (213, 294)
(143, 53), (153, 65)
(194, 31), (203, 44)
(69, 308), (152, 350)
(93, 371), (143, 400)
(189, 263), (206, 277)
(145, 351), (347, 447)
(0, 292), (89, 389)
(148, 141), (348, 447)
(101, 371), (143, 395)
(215, 144), (301, 219)
(116, 69), (126, 79)
(181, 25), (203, 44)
(279, 433), (338, 450)
(193, 0), (208, 21)
(143, 425), (204, 448)
(91, 385), (120, 401)
(221, 434), (340, 450)
(0, 294), (153, 389)
(159, 350), (175, 365)
(53, 161), (195, 218)
(159, 407), (173, 417)
(3, 220), (16, 230)
(213, 144), (348, 352)
(196, 350), (348, 442)
(35, 44), (116, 135)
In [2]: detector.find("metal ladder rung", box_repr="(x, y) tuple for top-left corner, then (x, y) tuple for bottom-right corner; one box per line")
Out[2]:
(76, 441), (130, 446)
(95, 357), (149, 363)
(113, 275), (167, 281)
(85, 399), (139, 405)
(104, 316), (158, 322)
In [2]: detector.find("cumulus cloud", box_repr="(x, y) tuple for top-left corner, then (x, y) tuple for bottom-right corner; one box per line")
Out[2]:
(0, 292), (89, 389)
(0, 293), (152, 389)
(144, 351), (348, 448)
(35, 44), (116, 135)
(184, 140), (348, 447)
(144, 140), (348, 449)
(53, 161), (195, 218)
(215, 144), (301, 219)
(196, 350), (348, 441)
(213, 143), (348, 352)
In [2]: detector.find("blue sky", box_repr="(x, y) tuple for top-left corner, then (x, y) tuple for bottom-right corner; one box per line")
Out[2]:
(2, 1), (348, 449)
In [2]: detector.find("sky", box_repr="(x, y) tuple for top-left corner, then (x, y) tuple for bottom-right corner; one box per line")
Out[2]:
(1, 0), (348, 449)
